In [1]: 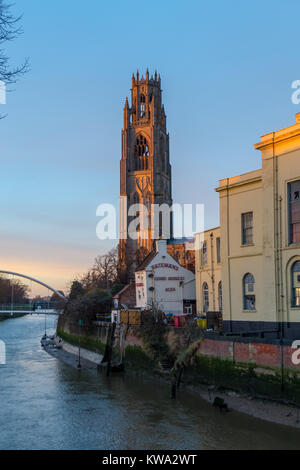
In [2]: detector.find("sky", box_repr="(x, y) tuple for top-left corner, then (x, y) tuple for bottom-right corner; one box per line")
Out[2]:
(1, 0), (300, 296)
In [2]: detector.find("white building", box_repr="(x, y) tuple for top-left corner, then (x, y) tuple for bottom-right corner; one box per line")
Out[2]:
(135, 240), (196, 315)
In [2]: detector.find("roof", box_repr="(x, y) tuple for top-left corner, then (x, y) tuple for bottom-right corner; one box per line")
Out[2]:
(194, 226), (220, 237)
(168, 237), (194, 246)
(135, 250), (157, 272)
(254, 113), (300, 150)
(216, 169), (262, 192)
(113, 283), (134, 299)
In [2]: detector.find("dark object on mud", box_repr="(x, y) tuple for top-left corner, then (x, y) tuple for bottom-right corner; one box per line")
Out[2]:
(111, 363), (125, 373)
(171, 383), (177, 400)
(213, 397), (229, 412)
(97, 362), (125, 374)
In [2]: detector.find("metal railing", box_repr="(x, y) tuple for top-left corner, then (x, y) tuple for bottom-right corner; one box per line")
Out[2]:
(0, 303), (63, 314)
(0, 305), (34, 312)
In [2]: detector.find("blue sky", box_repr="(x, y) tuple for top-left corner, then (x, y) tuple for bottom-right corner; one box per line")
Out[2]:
(1, 0), (300, 294)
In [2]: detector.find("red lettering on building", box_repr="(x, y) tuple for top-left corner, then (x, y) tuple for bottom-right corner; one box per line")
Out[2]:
(152, 263), (179, 271)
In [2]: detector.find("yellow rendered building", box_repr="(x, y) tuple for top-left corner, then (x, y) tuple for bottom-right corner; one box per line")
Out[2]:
(197, 113), (300, 339)
(195, 228), (222, 315)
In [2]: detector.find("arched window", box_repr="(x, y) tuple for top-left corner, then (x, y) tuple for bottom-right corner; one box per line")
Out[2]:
(203, 282), (209, 313)
(140, 94), (146, 119)
(135, 135), (149, 171)
(243, 273), (256, 311)
(291, 261), (300, 307)
(218, 281), (223, 312)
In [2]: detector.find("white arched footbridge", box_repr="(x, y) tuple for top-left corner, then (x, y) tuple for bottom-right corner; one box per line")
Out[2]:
(0, 271), (68, 315)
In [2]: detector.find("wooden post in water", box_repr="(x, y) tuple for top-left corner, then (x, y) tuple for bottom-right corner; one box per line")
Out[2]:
(102, 322), (116, 377)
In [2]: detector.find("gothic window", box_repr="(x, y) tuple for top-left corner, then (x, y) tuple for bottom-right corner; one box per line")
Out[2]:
(140, 94), (146, 119)
(243, 273), (256, 310)
(288, 181), (300, 244)
(291, 261), (300, 307)
(203, 283), (209, 313)
(135, 135), (149, 171)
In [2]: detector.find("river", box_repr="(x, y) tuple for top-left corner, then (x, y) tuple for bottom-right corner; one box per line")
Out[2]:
(0, 315), (300, 450)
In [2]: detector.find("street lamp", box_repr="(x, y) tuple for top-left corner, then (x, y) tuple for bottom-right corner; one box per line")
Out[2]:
(77, 319), (83, 370)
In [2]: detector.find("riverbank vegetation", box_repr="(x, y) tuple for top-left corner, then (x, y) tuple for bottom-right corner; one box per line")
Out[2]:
(64, 248), (125, 326)
(0, 276), (30, 304)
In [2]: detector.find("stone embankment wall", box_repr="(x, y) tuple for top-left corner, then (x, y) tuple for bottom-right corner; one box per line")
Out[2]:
(57, 314), (300, 403)
(57, 314), (110, 355)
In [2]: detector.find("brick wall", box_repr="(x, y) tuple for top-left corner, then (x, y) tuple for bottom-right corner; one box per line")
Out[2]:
(198, 338), (300, 371)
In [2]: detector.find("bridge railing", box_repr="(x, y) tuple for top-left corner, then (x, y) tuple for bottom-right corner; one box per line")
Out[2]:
(0, 305), (34, 312)
(0, 303), (62, 312)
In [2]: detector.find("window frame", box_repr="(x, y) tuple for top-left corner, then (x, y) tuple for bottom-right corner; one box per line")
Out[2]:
(135, 134), (150, 171)
(216, 237), (221, 264)
(291, 261), (300, 308)
(288, 181), (300, 245)
(201, 242), (208, 266)
(218, 281), (223, 312)
(139, 94), (146, 119)
(241, 212), (254, 246)
(243, 273), (256, 311)
(202, 282), (209, 313)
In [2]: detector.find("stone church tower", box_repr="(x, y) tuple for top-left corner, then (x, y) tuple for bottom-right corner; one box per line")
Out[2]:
(118, 70), (173, 282)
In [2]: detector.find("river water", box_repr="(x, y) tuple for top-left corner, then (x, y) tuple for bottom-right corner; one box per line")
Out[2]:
(0, 315), (300, 450)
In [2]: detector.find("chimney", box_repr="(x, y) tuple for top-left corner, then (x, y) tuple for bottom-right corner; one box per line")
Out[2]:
(156, 239), (167, 254)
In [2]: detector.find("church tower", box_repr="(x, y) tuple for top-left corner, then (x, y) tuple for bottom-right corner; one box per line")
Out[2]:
(119, 70), (173, 282)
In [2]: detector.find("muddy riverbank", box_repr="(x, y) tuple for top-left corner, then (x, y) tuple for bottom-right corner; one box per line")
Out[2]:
(48, 334), (300, 431)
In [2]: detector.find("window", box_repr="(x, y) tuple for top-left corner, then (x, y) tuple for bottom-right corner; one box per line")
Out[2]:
(201, 242), (207, 265)
(135, 135), (149, 171)
(203, 282), (209, 313)
(216, 237), (221, 264)
(242, 212), (253, 245)
(243, 273), (256, 310)
(218, 281), (223, 312)
(291, 261), (300, 307)
(184, 304), (193, 314)
(140, 94), (146, 118)
(288, 181), (300, 244)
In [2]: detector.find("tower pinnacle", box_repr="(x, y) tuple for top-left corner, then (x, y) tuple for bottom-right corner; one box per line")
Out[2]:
(118, 71), (173, 282)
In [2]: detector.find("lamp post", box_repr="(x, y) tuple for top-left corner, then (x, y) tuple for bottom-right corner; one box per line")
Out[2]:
(77, 319), (83, 370)
(11, 281), (14, 316)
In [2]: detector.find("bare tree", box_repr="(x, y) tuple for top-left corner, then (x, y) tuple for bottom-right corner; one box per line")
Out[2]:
(0, 1), (28, 116)
(75, 248), (119, 293)
(92, 248), (119, 289)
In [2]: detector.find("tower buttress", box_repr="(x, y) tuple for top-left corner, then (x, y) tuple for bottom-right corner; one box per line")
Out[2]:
(118, 70), (173, 282)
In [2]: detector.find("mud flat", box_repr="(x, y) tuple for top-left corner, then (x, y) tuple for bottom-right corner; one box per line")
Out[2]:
(43, 336), (103, 370)
(187, 383), (300, 430)
(44, 336), (300, 430)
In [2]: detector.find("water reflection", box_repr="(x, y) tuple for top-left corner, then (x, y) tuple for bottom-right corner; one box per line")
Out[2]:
(0, 315), (300, 450)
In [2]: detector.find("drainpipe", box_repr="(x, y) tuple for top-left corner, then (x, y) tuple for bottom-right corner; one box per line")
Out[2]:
(272, 133), (285, 391)
(273, 132), (283, 339)
(279, 196), (284, 326)
(210, 232), (216, 311)
(226, 178), (233, 332)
